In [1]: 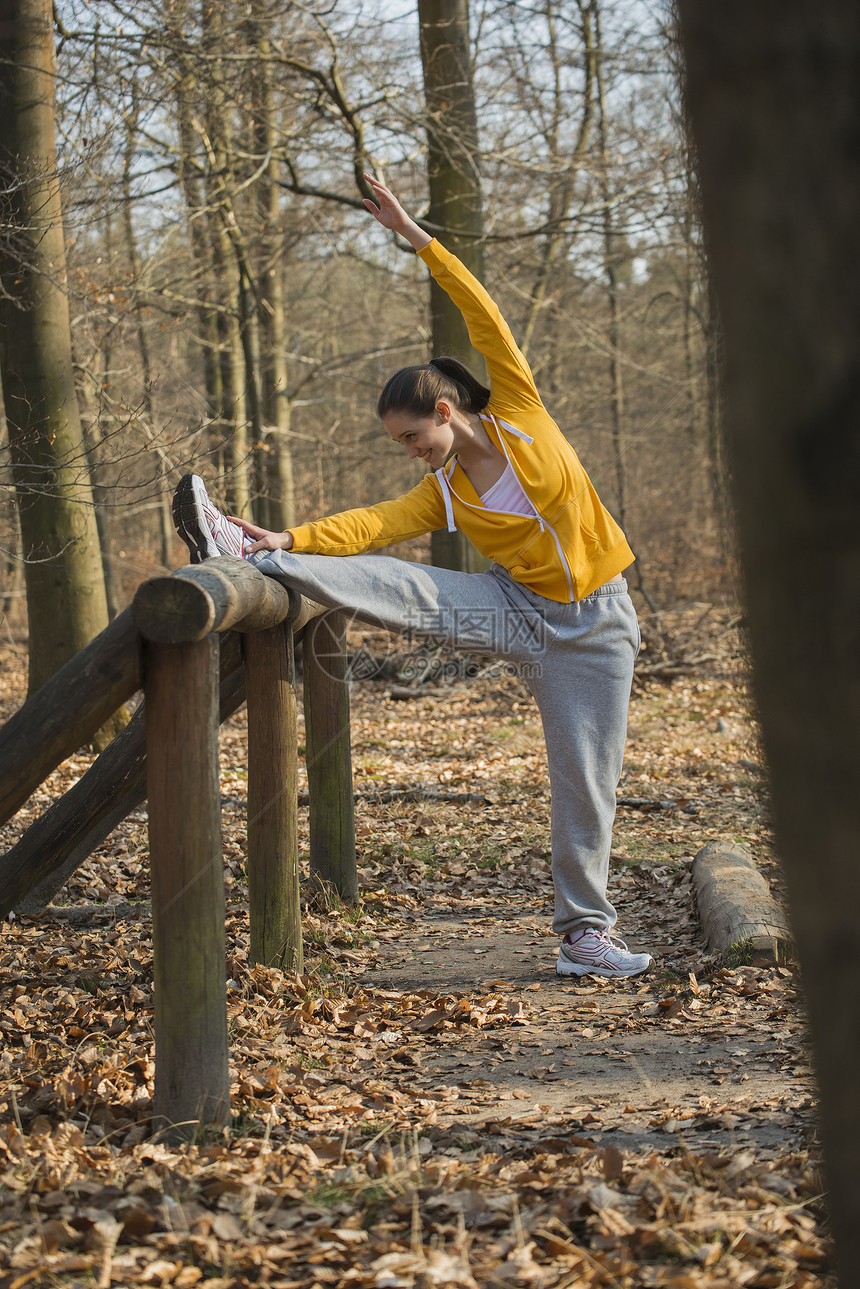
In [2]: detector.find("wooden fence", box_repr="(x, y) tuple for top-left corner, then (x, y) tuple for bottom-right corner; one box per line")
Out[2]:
(0, 556), (357, 1138)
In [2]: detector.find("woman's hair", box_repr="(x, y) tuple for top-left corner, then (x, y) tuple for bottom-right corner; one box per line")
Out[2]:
(377, 356), (490, 419)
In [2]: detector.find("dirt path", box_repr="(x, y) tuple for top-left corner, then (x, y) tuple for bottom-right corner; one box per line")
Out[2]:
(356, 890), (815, 1160)
(321, 610), (816, 1165)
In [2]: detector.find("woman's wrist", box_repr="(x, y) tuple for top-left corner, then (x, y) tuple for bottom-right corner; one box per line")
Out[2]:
(397, 218), (432, 251)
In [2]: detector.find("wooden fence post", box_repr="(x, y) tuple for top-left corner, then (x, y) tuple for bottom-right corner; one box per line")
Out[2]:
(244, 621), (303, 971)
(146, 634), (230, 1138)
(303, 610), (357, 902)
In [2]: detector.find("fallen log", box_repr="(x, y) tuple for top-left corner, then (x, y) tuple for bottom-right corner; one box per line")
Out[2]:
(616, 796), (681, 811)
(33, 901), (151, 924)
(691, 842), (792, 965)
(350, 789), (489, 805)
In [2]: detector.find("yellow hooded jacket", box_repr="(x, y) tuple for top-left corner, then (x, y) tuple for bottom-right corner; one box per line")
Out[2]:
(286, 240), (635, 603)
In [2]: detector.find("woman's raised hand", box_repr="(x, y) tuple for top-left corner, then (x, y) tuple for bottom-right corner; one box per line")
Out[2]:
(363, 173), (432, 251)
(362, 174), (407, 229)
(227, 515), (294, 555)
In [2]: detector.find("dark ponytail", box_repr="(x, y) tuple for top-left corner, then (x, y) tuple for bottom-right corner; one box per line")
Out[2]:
(428, 358), (490, 413)
(377, 355), (490, 420)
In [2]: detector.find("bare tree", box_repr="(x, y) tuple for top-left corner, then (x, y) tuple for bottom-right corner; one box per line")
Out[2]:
(250, 0), (296, 532)
(0, 0), (113, 693)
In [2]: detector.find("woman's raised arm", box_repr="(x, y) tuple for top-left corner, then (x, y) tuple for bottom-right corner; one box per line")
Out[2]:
(364, 172), (541, 410)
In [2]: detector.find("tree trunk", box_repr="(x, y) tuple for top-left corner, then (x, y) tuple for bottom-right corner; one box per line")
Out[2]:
(78, 214), (122, 618)
(418, 0), (487, 573)
(175, 61), (223, 444)
(83, 421), (122, 621)
(0, 0), (112, 694)
(702, 272), (726, 535)
(121, 90), (174, 570)
(201, 0), (252, 518)
(0, 505), (24, 628)
(594, 2), (627, 532)
(252, 0), (295, 532)
(519, 0), (597, 362)
(677, 1), (860, 1282)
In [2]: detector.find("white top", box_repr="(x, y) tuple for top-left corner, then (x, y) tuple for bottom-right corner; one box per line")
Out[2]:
(479, 462), (536, 516)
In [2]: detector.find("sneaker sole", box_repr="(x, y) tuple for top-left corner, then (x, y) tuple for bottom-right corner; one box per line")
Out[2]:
(556, 952), (654, 979)
(172, 474), (211, 564)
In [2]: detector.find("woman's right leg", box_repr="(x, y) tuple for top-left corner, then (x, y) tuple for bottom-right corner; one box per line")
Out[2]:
(251, 549), (552, 663)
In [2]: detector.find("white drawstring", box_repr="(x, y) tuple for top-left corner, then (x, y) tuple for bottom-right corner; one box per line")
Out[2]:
(481, 412), (534, 445)
(435, 466), (458, 532)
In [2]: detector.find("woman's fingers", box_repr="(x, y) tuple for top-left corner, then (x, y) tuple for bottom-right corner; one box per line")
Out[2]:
(363, 197), (387, 223)
(364, 171), (389, 194)
(364, 189), (396, 228)
(227, 514), (266, 536)
(363, 173), (401, 216)
(223, 512), (292, 553)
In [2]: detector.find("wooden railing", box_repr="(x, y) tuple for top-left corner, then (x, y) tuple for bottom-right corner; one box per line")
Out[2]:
(0, 556), (357, 1137)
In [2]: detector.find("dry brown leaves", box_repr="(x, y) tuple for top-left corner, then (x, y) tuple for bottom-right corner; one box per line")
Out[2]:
(0, 605), (834, 1287)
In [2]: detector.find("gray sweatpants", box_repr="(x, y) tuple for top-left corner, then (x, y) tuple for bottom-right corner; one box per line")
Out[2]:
(253, 550), (639, 936)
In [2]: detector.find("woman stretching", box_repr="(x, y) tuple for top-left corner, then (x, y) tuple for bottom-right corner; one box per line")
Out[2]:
(173, 174), (653, 980)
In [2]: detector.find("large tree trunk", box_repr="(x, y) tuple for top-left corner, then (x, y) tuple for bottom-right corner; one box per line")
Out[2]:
(677, 1), (860, 1282)
(0, 0), (112, 694)
(418, 0), (487, 573)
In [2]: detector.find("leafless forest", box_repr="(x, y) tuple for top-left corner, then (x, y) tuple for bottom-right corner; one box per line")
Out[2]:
(0, 0), (724, 634)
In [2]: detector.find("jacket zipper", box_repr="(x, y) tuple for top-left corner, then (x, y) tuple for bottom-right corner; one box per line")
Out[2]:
(436, 415), (576, 602)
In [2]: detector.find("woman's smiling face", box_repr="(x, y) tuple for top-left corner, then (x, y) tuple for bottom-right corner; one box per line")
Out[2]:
(383, 407), (455, 469)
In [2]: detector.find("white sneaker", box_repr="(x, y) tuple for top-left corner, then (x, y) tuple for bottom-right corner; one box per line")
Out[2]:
(557, 927), (654, 979)
(172, 474), (249, 563)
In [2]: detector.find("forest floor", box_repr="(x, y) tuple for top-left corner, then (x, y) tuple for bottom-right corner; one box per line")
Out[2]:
(0, 604), (834, 1288)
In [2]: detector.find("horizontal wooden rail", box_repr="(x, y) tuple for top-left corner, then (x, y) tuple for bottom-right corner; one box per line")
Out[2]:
(0, 609), (141, 828)
(1, 635), (245, 919)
